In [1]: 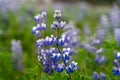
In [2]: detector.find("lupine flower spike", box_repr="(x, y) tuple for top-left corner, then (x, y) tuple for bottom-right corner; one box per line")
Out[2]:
(11, 40), (23, 71)
(32, 10), (78, 80)
(109, 5), (120, 46)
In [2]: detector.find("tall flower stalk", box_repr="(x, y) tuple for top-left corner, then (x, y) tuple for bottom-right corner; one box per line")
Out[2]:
(32, 10), (78, 80)
(11, 39), (23, 71)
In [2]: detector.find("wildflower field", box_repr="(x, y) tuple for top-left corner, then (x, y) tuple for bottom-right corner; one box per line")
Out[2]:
(0, 1), (120, 80)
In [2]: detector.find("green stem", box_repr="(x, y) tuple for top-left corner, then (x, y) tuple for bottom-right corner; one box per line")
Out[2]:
(56, 27), (72, 80)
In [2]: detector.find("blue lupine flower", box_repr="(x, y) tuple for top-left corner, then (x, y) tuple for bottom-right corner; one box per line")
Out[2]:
(36, 39), (44, 47)
(51, 35), (56, 45)
(32, 10), (78, 76)
(34, 11), (47, 22)
(62, 48), (74, 56)
(70, 61), (79, 70)
(34, 14), (40, 22)
(44, 63), (53, 74)
(60, 21), (66, 29)
(112, 52), (120, 75)
(51, 20), (66, 29)
(63, 52), (70, 61)
(32, 26), (37, 34)
(66, 66), (74, 74)
(37, 23), (46, 30)
(51, 21), (59, 29)
(51, 53), (61, 62)
(54, 10), (62, 19)
(32, 23), (46, 37)
(115, 52), (120, 59)
(58, 38), (65, 46)
(112, 67), (120, 75)
(44, 35), (56, 46)
(66, 61), (78, 74)
(54, 64), (65, 73)
(32, 11), (47, 37)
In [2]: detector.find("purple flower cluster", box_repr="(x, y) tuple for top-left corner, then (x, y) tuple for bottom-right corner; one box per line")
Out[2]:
(11, 39), (23, 71)
(36, 35), (70, 47)
(62, 21), (80, 48)
(109, 5), (120, 46)
(112, 52), (120, 75)
(32, 11), (47, 37)
(90, 36), (107, 65)
(109, 5), (120, 28)
(80, 38), (106, 66)
(94, 48), (106, 65)
(11, 40), (22, 55)
(83, 38), (106, 65)
(92, 71), (106, 80)
(95, 15), (110, 42)
(32, 10), (78, 75)
(94, 54), (106, 65)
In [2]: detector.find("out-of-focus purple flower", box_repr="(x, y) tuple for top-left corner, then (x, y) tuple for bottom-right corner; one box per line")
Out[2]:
(91, 37), (101, 46)
(83, 24), (91, 37)
(114, 59), (119, 67)
(11, 40), (22, 55)
(94, 54), (107, 65)
(95, 15), (110, 41)
(62, 21), (80, 48)
(109, 5), (120, 28)
(80, 42), (97, 53)
(95, 48), (104, 54)
(93, 72), (99, 80)
(113, 28), (120, 46)
(93, 71), (106, 80)
(109, 5), (120, 46)
(11, 39), (23, 71)
(99, 72), (106, 80)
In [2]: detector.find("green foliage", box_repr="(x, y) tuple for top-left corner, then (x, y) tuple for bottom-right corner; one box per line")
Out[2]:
(0, 6), (119, 80)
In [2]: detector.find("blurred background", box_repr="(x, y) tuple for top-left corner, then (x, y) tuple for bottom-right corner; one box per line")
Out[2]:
(0, 0), (120, 80)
